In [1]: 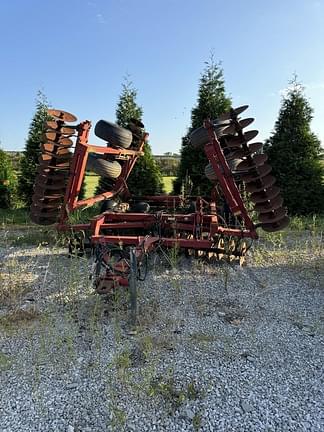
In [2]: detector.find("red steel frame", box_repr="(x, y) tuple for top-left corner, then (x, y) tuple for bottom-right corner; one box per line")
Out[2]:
(57, 120), (258, 254)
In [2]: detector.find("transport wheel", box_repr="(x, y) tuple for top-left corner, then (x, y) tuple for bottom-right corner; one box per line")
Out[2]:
(87, 154), (122, 179)
(94, 120), (133, 149)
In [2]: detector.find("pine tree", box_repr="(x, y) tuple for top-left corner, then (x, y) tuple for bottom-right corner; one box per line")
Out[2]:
(97, 78), (163, 196)
(18, 91), (50, 206)
(0, 148), (16, 208)
(174, 58), (231, 194)
(265, 77), (324, 215)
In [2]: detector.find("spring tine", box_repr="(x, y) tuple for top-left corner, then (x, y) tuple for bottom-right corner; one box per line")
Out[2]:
(47, 109), (78, 123)
(260, 215), (290, 232)
(218, 105), (249, 121)
(245, 175), (276, 193)
(254, 196), (284, 213)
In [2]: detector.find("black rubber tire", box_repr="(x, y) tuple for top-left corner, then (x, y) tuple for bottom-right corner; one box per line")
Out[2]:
(94, 120), (133, 149)
(129, 202), (150, 213)
(87, 154), (122, 179)
(190, 120), (230, 149)
(101, 199), (119, 212)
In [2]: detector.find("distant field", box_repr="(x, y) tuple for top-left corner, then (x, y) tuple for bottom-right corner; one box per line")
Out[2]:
(84, 175), (175, 197)
(84, 174), (99, 198)
(163, 176), (175, 193)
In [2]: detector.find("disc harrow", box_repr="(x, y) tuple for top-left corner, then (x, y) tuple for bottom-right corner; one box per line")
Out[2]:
(29, 102), (290, 301)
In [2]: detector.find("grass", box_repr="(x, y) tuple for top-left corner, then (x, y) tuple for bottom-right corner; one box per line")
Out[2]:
(84, 173), (99, 198)
(163, 176), (176, 194)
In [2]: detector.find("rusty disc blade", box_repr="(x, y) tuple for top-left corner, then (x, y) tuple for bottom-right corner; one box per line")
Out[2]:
(261, 215), (290, 232)
(31, 204), (60, 214)
(235, 154), (268, 172)
(36, 172), (68, 182)
(241, 164), (272, 183)
(30, 214), (58, 226)
(254, 196), (284, 213)
(223, 118), (254, 135)
(218, 105), (249, 121)
(258, 207), (287, 224)
(34, 180), (67, 191)
(32, 194), (63, 204)
(33, 191), (65, 200)
(45, 126), (76, 136)
(41, 151), (72, 161)
(224, 130), (259, 148)
(245, 175), (276, 193)
(39, 158), (70, 169)
(42, 140), (73, 151)
(41, 143), (72, 154)
(47, 109), (77, 123)
(250, 186), (281, 204)
(45, 120), (61, 130)
(31, 199), (62, 209)
(247, 142), (263, 154)
(226, 142), (264, 161)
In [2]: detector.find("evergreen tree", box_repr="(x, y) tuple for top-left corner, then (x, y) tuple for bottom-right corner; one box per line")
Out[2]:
(97, 78), (163, 196)
(174, 58), (231, 194)
(0, 148), (16, 208)
(18, 91), (50, 206)
(265, 77), (324, 215)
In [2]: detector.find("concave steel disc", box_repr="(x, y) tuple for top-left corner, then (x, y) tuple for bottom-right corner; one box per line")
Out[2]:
(245, 175), (276, 193)
(33, 191), (65, 200)
(218, 105), (249, 121)
(31, 200), (62, 209)
(39, 159), (70, 169)
(250, 186), (281, 204)
(36, 172), (68, 182)
(34, 181), (67, 191)
(45, 126), (76, 136)
(223, 118), (254, 135)
(235, 154), (268, 172)
(240, 164), (272, 183)
(47, 109), (77, 123)
(32, 194), (63, 204)
(258, 207), (287, 224)
(224, 130), (259, 148)
(42, 140), (73, 152)
(30, 214), (58, 226)
(226, 142), (264, 161)
(40, 151), (72, 161)
(254, 196), (284, 213)
(31, 205), (60, 215)
(261, 215), (290, 232)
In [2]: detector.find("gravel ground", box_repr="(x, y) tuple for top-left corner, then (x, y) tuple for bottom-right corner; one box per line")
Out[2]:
(0, 232), (323, 432)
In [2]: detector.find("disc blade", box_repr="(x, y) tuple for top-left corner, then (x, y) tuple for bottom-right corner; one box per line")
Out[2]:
(241, 163), (272, 183)
(30, 214), (58, 226)
(42, 139), (73, 150)
(245, 175), (276, 193)
(31, 204), (60, 215)
(39, 158), (70, 169)
(32, 191), (65, 200)
(261, 215), (290, 232)
(41, 143), (72, 154)
(254, 196), (284, 213)
(45, 126), (75, 137)
(235, 154), (268, 172)
(224, 130), (259, 147)
(218, 105), (249, 121)
(34, 181), (67, 191)
(31, 198), (62, 208)
(47, 109), (77, 123)
(226, 142), (263, 161)
(223, 118), (254, 135)
(250, 186), (281, 204)
(247, 142), (263, 154)
(258, 207), (287, 224)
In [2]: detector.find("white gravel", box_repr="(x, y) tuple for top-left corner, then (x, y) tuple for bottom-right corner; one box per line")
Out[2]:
(0, 234), (323, 432)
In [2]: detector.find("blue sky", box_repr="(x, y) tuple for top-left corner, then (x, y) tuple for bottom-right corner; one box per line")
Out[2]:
(0, 0), (323, 154)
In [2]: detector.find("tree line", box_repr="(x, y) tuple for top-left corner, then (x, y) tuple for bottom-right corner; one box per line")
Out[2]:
(1, 61), (323, 216)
